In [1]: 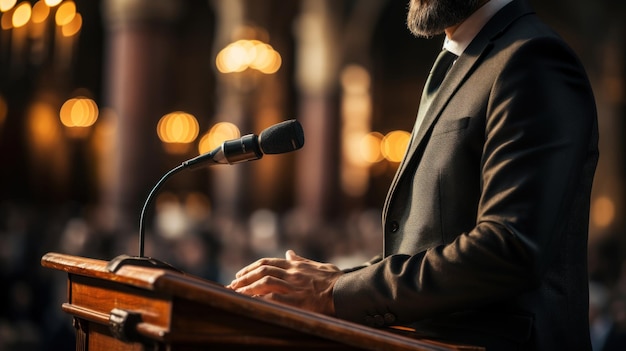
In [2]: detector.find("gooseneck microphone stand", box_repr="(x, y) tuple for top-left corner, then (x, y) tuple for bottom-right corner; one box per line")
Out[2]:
(106, 162), (193, 273)
(105, 119), (304, 273)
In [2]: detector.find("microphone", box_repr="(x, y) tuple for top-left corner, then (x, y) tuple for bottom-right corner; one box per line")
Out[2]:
(182, 119), (304, 168)
(106, 119), (304, 273)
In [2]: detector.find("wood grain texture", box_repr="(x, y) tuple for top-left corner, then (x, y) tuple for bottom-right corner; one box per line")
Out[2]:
(42, 252), (483, 351)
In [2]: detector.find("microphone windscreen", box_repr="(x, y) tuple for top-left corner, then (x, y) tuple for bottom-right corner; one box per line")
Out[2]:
(259, 119), (305, 154)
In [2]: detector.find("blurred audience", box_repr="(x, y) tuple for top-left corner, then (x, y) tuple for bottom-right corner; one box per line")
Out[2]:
(0, 199), (624, 350)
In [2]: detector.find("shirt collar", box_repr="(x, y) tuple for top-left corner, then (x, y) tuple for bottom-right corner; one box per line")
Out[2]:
(443, 0), (513, 56)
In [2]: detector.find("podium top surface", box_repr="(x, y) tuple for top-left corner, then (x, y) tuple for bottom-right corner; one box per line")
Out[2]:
(42, 252), (482, 351)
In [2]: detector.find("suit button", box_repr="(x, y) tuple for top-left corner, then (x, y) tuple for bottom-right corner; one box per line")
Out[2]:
(390, 221), (399, 233)
(384, 313), (396, 324)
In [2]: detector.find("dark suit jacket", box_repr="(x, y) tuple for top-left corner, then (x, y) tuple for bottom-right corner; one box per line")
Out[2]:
(333, 0), (599, 349)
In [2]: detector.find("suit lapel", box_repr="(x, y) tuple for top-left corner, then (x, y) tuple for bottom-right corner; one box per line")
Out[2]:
(409, 51), (481, 157)
(383, 0), (534, 217)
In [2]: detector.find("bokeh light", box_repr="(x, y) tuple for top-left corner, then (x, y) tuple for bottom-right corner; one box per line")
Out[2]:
(0, 0), (16, 12)
(59, 97), (99, 128)
(54, 0), (75, 26)
(592, 196), (615, 228)
(61, 11), (80, 37)
(359, 132), (384, 164)
(381, 130), (411, 163)
(248, 42), (282, 74)
(198, 122), (240, 154)
(1, 9), (12, 29)
(28, 101), (61, 147)
(156, 111), (199, 144)
(216, 39), (282, 74)
(44, 0), (62, 7)
(11, 1), (31, 28)
(31, 1), (50, 24)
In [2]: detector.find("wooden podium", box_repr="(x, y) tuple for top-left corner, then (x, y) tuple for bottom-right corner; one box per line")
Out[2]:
(41, 252), (482, 351)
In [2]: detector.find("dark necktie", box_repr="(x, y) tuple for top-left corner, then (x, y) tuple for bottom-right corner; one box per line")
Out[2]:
(413, 49), (458, 133)
(424, 49), (458, 96)
(420, 49), (457, 108)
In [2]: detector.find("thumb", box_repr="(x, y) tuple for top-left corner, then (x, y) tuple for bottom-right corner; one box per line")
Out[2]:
(286, 249), (306, 261)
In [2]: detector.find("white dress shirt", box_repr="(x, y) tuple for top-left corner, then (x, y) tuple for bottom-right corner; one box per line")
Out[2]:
(444, 0), (514, 56)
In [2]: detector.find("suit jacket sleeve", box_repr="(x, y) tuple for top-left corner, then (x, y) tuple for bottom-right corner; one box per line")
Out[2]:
(332, 34), (598, 326)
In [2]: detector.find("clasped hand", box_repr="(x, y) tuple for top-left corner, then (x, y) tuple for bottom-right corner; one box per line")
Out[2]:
(226, 250), (343, 316)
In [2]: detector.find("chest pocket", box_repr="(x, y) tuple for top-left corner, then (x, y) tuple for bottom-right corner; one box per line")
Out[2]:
(432, 116), (470, 137)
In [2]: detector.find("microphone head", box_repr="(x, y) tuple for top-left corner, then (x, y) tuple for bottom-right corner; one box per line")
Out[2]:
(258, 119), (305, 154)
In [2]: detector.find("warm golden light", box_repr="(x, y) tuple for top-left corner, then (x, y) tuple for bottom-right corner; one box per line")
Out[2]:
(216, 41), (248, 73)
(250, 42), (282, 74)
(1, 10), (13, 30)
(59, 99), (74, 126)
(12, 1), (31, 28)
(341, 65), (371, 95)
(339, 63), (373, 197)
(157, 111), (199, 144)
(342, 95), (372, 119)
(44, 0), (62, 7)
(91, 108), (116, 155)
(54, 0), (75, 26)
(59, 97), (99, 128)
(61, 11), (81, 37)
(381, 130), (411, 163)
(31, 1), (50, 23)
(197, 133), (213, 155)
(27, 97), (69, 180)
(360, 132), (384, 164)
(28, 101), (60, 147)
(0, 0), (16, 12)
(216, 39), (282, 74)
(198, 122), (240, 154)
(248, 42), (270, 69)
(342, 131), (365, 166)
(592, 196), (616, 228)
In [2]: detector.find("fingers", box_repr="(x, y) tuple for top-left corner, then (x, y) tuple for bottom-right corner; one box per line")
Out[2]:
(234, 275), (292, 296)
(235, 251), (311, 282)
(225, 251), (343, 316)
(285, 249), (307, 262)
(229, 264), (286, 290)
(234, 257), (289, 279)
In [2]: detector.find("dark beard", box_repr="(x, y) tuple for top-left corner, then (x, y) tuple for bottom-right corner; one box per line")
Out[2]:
(407, 0), (481, 38)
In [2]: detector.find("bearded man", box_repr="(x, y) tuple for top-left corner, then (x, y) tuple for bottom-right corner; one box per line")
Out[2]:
(228, 0), (599, 349)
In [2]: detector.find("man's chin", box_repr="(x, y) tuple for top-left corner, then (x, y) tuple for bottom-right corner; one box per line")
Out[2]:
(406, 6), (446, 37)
(406, 21), (445, 38)
(406, 0), (480, 38)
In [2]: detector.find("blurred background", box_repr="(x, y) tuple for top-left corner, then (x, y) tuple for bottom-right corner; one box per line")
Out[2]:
(0, 0), (623, 350)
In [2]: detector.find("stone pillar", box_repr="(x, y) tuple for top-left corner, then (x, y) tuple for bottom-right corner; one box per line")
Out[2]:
(100, 0), (183, 235)
(208, 0), (248, 220)
(294, 0), (342, 221)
